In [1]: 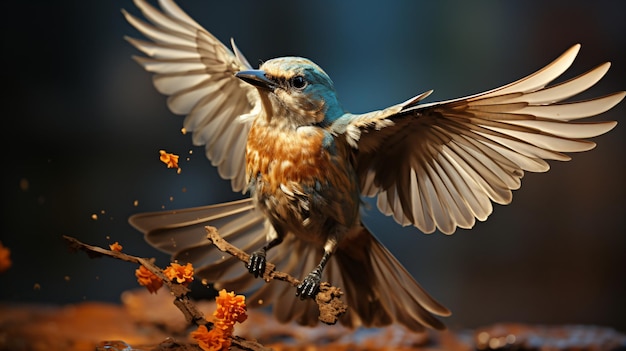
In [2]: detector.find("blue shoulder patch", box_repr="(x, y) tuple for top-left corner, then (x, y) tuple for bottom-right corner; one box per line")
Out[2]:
(321, 130), (336, 154)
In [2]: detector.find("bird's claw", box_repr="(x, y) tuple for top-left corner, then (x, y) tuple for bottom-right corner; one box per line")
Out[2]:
(296, 269), (321, 299)
(247, 250), (266, 278)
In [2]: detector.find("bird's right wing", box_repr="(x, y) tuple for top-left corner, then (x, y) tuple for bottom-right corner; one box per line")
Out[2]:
(123, 0), (259, 192)
(340, 44), (623, 235)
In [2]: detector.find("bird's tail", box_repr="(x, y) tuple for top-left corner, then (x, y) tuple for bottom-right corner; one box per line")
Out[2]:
(330, 226), (451, 330)
(129, 200), (450, 331)
(243, 225), (451, 331)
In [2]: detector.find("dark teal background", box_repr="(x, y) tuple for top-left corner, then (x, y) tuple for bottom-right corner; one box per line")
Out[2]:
(2, 1), (624, 330)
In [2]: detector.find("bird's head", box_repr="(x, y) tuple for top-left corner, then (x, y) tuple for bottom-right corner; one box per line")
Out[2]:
(236, 57), (344, 128)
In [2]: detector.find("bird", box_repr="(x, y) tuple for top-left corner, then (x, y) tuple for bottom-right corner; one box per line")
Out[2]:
(122, 0), (624, 332)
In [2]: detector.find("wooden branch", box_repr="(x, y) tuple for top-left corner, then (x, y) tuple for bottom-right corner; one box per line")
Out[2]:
(62, 235), (207, 325)
(62, 235), (272, 351)
(63, 226), (348, 350)
(204, 226), (348, 325)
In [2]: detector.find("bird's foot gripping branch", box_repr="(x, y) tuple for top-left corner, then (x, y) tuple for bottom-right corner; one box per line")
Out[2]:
(204, 226), (348, 325)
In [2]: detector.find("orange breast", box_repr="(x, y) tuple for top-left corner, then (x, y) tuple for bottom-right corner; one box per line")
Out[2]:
(246, 122), (360, 235)
(246, 124), (333, 191)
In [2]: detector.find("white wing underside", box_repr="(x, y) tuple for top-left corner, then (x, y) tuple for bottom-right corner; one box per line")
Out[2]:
(123, 0), (258, 192)
(354, 44), (623, 234)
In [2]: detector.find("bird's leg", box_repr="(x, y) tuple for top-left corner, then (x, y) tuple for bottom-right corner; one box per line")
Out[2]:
(296, 237), (337, 299)
(247, 236), (282, 278)
(296, 250), (330, 299)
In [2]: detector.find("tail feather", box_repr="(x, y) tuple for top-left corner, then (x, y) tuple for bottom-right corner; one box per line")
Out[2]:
(130, 200), (450, 331)
(270, 237), (321, 325)
(129, 198), (268, 283)
(332, 226), (450, 331)
(332, 255), (394, 328)
(129, 198), (261, 253)
(218, 271), (266, 295)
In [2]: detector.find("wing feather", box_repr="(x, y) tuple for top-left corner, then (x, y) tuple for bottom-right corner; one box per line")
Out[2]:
(156, 0), (204, 29)
(132, 56), (206, 73)
(502, 63), (610, 104)
(349, 44), (622, 234)
(514, 93), (624, 120)
(124, 0), (258, 192)
(479, 44), (581, 99)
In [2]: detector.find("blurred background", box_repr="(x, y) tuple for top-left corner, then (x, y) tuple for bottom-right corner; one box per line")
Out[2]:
(1, 0), (624, 331)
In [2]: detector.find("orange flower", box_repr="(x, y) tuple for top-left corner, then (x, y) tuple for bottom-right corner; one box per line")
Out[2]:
(189, 290), (247, 350)
(135, 265), (163, 294)
(214, 289), (248, 324)
(212, 319), (233, 335)
(163, 262), (194, 286)
(109, 242), (123, 252)
(190, 325), (231, 351)
(159, 150), (180, 169)
(0, 241), (11, 273)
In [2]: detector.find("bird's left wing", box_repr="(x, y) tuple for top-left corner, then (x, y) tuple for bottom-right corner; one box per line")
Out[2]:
(339, 44), (623, 234)
(123, 0), (258, 192)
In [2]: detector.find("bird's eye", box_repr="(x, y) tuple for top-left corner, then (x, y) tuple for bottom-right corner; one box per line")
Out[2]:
(291, 76), (307, 89)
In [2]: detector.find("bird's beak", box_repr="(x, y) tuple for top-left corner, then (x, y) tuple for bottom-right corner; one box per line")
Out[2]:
(235, 70), (275, 91)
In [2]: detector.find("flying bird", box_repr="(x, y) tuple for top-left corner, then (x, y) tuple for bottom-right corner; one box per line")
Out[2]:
(123, 0), (624, 331)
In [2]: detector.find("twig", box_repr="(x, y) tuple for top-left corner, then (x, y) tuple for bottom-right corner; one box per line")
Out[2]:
(62, 235), (207, 325)
(62, 235), (272, 351)
(204, 226), (348, 325)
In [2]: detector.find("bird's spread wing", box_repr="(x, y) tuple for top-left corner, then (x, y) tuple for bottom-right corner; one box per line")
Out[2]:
(123, 0), (258, 192)
(346, 44), (624, 234)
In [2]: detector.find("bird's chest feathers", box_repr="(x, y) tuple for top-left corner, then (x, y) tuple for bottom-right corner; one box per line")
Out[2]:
(246, 122), (358, 236)
(246, 124), (335, 191)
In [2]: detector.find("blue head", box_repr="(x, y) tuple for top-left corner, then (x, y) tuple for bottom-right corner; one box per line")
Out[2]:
(236, 57), (344, 128)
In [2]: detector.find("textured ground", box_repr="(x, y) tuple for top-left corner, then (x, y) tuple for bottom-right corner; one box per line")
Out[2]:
(1, 289), (624, 351)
